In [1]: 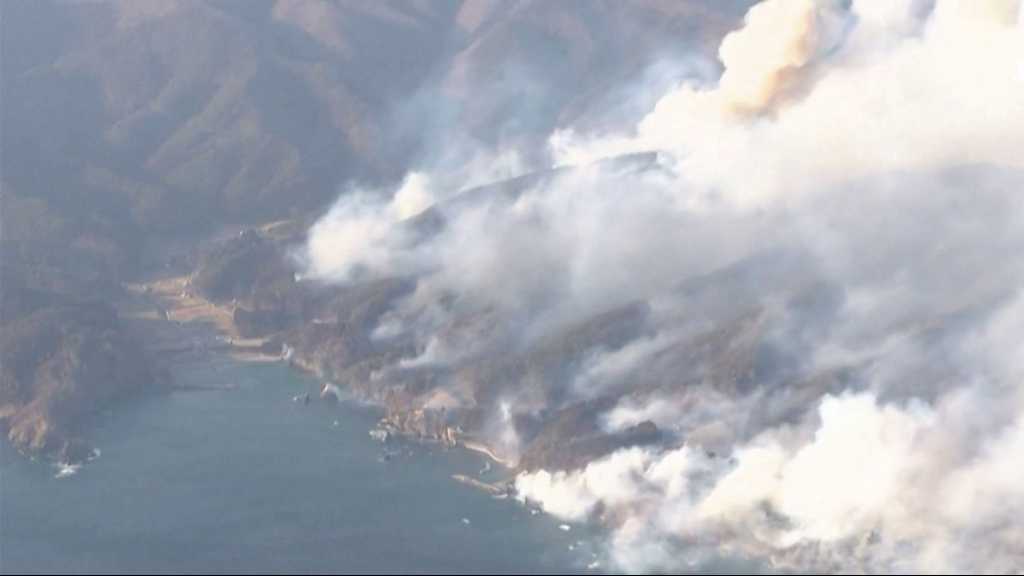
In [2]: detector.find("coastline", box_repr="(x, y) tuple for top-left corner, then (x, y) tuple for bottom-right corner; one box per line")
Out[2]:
(119, 272), (519, 475)
(120, 275), (284, 366)
(1, 358), (586, 574)
(462, 440), (517, 469)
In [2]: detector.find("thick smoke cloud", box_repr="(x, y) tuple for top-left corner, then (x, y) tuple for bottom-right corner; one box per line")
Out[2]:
(305, 0), (1024, 572)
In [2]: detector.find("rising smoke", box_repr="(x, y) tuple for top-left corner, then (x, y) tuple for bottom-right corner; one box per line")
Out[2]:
(304, 0), (1024, 572)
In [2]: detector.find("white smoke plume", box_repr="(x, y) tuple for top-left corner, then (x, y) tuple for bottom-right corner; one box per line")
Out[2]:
(305, 0), (1024, 572)
(716, 0), (847, 115)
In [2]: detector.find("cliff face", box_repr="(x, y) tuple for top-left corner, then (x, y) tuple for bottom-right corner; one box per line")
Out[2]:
(0, 301), (152, 461)
(0, 191), (155, 461)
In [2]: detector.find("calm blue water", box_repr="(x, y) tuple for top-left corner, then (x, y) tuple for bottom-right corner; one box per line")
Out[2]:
(0, 361), (596, 574)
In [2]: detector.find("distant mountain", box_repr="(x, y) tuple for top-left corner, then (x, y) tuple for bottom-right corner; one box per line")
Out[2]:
(2, 0), (747, 231)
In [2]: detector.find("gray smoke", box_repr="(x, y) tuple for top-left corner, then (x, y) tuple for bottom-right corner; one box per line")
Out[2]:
(303, 0), (1024, 572)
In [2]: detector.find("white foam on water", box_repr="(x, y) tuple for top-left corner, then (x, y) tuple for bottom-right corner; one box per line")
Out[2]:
(54, 463), (81, 479)
(53, 448), (101, 478)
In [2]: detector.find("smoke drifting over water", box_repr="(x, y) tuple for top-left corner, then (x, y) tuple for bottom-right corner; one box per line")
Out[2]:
(305, 0), (1024, 572)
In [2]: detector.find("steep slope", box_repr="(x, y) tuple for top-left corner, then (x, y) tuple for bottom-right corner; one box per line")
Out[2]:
(1, 0), (747, 458)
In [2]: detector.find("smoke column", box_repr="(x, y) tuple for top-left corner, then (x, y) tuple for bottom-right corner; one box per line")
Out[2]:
(305, 0), (1024, 572)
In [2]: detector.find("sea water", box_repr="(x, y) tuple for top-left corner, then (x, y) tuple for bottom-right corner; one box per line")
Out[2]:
(0, 361), (595, 574)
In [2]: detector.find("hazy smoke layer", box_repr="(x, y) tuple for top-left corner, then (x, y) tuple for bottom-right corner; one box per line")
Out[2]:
(305, 0), (1024, 572)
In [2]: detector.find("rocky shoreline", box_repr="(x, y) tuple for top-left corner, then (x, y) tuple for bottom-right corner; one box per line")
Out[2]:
(2, 201), (761, 481)
(2, 165), (674, 474)
(1, 264), (282, 466)
(172, 222), (676, 476)
(124, 264), (524, 474)
(0, 297), (155, 464)
(286, 342), (516, 469)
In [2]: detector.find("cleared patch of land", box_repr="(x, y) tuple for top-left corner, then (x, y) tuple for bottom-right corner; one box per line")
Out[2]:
(120, 275), (281, 366)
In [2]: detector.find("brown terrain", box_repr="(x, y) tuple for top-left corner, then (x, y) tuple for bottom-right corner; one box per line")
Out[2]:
(1, 0), (755, 465)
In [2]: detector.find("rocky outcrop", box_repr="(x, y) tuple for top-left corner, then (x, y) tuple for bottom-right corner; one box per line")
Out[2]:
(0, 301), (153, 461)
